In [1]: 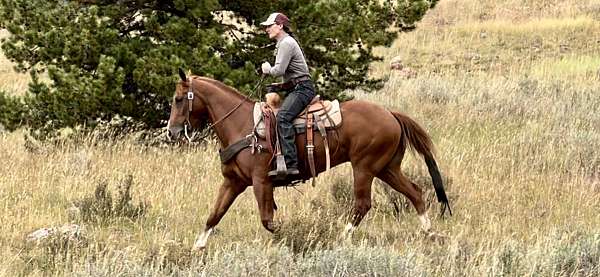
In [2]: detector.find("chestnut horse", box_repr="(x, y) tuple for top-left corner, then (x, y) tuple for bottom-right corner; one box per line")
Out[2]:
(167, 70), (451, 250)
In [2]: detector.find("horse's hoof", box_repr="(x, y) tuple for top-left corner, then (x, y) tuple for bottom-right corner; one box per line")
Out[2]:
(339, 223), (356, 241)
(422, 230), (448, 243)
(267, 222), (279, 233)
(192, 239), (208, 251)
(191, 245), (206, 252)
(263, 220), (281, 233)
(192, 228), (213, 251)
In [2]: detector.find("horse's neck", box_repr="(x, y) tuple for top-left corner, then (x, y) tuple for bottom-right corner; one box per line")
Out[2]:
(196, 78), (254, 147)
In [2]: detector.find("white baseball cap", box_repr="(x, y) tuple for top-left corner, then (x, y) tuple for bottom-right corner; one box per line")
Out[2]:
(260, 12), (290, 27)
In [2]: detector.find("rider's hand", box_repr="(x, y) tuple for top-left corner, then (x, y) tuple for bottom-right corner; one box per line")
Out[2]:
(261, 62), (271, 74)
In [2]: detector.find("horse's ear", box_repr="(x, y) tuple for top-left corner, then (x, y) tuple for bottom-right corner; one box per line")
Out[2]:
(178, 68), (187, 81)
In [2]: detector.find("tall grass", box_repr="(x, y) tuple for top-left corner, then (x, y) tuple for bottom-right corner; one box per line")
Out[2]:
(1, 0), (599, 275)
(0, 30), (30, 96)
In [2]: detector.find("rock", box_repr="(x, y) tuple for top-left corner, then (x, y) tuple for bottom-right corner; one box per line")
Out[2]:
(390, 56), (404, 70)
(395, 67), (417, 79)
(26, 224), (85, 244)
(26, 228), (53, 242)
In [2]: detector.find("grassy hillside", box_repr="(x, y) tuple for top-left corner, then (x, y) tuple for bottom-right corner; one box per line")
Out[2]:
(0, 30), (29, 96)
(1, 0), (599, 275)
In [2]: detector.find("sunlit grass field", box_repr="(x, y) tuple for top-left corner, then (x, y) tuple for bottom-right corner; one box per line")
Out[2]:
(1, 0), (599, 275)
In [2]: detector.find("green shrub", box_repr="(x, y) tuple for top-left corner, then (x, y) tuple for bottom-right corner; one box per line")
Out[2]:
(74, 175), (149, 225)
(0, 90), (25, 131)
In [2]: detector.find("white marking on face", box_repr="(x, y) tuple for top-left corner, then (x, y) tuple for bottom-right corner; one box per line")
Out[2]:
(192, 228), (213, 251)
(166, 120), (172, 141)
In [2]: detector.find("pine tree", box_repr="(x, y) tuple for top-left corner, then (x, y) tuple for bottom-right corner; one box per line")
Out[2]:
(0, 90), (24, 131)
(0, 0), (438, 138)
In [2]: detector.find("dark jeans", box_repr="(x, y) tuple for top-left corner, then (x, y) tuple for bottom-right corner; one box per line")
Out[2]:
(276, 80), (315, 169)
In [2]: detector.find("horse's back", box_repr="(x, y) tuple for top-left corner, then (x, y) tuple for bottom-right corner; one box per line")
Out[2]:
(338, 100), (400, 136)
(332, 100), (401, 170)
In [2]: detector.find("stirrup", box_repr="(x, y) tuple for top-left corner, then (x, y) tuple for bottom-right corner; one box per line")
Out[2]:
(268, 154), (288, 180)
(268, 169), (287, 181)
(286, 168), (300, 175)
(268, 168), (299, 176)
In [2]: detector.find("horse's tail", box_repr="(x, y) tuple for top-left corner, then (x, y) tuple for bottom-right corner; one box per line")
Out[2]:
(391, 111), (452, 217)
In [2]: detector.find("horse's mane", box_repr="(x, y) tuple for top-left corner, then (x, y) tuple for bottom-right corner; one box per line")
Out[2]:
(190, 76), (252, 102)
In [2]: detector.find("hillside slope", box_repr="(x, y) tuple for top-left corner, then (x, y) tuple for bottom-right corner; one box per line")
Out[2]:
(1, 1), (599, 275)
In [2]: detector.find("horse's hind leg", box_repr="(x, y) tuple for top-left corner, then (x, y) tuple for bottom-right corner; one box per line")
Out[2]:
(377, 166), (431, 232)
(343, 169), (375, 235)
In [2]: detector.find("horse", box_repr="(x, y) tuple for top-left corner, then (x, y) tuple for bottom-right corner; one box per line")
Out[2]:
(167, 69), (451, 250)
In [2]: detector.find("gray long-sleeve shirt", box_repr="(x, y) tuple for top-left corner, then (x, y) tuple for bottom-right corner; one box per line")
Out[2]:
(268, 34), (310, 82)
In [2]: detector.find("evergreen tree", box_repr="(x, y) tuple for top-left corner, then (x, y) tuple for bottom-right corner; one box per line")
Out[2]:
(0, 90), (24, 131)
(0, 0), (438, 139)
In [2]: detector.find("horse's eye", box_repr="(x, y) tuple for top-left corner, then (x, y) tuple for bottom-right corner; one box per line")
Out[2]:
(175, 97), (183, 103)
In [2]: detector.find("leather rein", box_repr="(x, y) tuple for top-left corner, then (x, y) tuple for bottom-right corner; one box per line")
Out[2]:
(183, 76), (265, 142)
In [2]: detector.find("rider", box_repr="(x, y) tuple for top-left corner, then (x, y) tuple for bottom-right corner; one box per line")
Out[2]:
(260, 12), (315, 178)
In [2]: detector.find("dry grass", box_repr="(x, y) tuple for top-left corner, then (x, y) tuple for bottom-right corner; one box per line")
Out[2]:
(0, 30), (30, 96)
(1, 0), (600, 275)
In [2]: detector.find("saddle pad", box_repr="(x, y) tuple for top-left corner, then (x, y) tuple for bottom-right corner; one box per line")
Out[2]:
(253, 100), (342, 139)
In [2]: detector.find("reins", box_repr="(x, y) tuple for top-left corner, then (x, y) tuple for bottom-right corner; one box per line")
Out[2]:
(184, 75), (266, 142)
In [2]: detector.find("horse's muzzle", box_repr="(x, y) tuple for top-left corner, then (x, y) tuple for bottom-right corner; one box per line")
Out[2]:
(167, 125), (184, 141)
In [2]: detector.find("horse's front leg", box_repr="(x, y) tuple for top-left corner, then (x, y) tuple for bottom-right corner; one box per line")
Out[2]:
(252, 174), (277, 232)
(193, 177), (246, 251)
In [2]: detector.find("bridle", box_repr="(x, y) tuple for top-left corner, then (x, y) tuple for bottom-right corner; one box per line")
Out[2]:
(180, 75), (265, 142)
(182, 79), (197, 141)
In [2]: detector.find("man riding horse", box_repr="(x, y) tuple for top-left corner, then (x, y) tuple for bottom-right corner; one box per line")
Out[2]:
(260, 12), (315, 179)
(166, 12), (451, 251)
